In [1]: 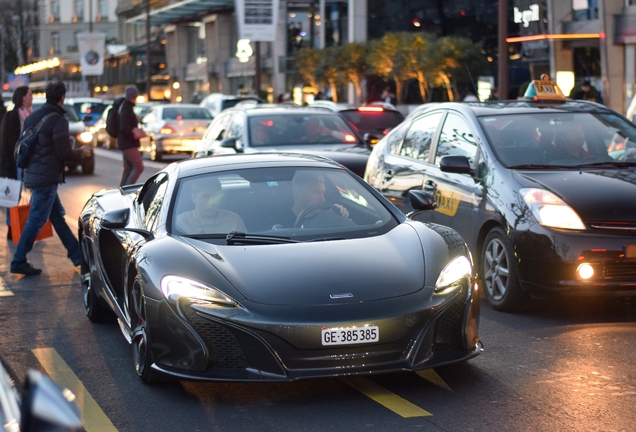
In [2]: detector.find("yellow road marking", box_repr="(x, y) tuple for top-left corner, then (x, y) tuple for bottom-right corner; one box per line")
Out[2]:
(341, 376), (433, 418)
(416, 369), (453, 391)
(32, 348), (118, 432)
(0, 277), (14, 297)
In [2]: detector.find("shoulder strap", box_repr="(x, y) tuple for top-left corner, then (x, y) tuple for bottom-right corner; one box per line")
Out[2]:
(33, 112), (60, 132)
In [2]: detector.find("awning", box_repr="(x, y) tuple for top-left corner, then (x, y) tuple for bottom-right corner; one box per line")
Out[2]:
(126, 0), (233, 26)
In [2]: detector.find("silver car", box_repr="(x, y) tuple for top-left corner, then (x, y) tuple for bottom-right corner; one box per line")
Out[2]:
(139, 104), (213, 161)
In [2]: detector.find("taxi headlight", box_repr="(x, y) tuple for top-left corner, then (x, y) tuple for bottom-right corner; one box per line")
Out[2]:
(79, 131), (94, 143)
(160, 275), (237, 306)
(520, 188), (585, 230)
(435, 255), (472, 293)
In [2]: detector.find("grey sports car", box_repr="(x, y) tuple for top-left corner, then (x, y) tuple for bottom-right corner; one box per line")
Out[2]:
(78, 153), (482, 383)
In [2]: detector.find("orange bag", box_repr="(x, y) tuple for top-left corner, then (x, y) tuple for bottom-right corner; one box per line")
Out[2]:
(9, 203), (54, 244)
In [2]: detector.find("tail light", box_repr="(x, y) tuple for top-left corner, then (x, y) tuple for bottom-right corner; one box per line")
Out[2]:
(160, 126), (176, 135)
(358, 106), (384, 112)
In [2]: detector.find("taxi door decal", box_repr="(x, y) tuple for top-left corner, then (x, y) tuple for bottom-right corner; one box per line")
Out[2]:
(434, 189), (459, 216)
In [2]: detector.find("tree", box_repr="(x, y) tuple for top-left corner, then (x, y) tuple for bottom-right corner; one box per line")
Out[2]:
(316, 46), (341, 102)
(367, 33), (409, 104)
(295, 48), (321, 91)
(432, 36), (487, 101)
(335, 42), (367, 102)
(399, 32), (438, 103)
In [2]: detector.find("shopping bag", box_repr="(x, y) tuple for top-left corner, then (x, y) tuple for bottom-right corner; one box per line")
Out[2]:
(9, 203), (54, 244)
(0, 177), (22, 208)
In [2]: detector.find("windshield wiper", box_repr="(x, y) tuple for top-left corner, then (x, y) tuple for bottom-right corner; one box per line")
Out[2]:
(225, 231), (299, 245)
(577, 161), (636, 167)
(508, 164), (575, 169)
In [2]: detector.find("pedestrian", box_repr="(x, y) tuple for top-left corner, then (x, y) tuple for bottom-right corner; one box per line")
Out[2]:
(569, 80), (599, 102)
(380, 87), (397, 106)
(10, 81), (92, 276)
(118, 85), (146, 186)
(0, 86), (33, 240)
(0, 94), (6, 126)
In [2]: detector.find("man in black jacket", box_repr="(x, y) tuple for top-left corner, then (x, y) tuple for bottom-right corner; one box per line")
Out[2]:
(10, 81), (91, 276)
(118, 85), (145, 186)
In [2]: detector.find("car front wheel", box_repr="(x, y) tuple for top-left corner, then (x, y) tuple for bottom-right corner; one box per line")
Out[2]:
(131, 277), (160, 384)
(81, 237), (114, 322)
(481, 227), (527, 312)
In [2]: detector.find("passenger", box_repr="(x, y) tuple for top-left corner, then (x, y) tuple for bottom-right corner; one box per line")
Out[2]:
(176, 176), (246, 234)
(554, 123), (588, 161)
(302, 118), (345, 142)
(278, 170), (351, 227)
(252, 123), (270, 145)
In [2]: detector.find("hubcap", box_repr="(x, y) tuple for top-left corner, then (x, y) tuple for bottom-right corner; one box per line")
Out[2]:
(483, 238), (510, 302)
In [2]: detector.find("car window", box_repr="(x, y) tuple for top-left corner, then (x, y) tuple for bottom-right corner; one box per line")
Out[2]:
(74, 102), (107, 114)
(171, 167), (397, 239)
(386, 122), (409, 155)
(228, 114), (245, 143)
(162, 107), (212, 120)
(478, 112), (636, 167)
(246, 114), (360, 146)
(400, 112), (442, 162)
(30, 103), (81, 122)
(339, 109), (404, 133)
(204, 113), (231, 140)
(435, 112), (478, 166)
(137, 173), (169, 230)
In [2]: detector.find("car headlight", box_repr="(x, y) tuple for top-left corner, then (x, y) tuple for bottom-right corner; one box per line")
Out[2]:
(520, 188), (585, 230)
(435, 255), (472, 293)
(160, 275), (237, 306)
(79, 131), (94, 144)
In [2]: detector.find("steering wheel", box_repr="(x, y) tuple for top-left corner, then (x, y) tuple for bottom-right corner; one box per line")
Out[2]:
(294, 204), (339, 228)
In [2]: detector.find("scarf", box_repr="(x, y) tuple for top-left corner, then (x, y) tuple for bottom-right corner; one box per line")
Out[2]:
(18, 107), (33, 132)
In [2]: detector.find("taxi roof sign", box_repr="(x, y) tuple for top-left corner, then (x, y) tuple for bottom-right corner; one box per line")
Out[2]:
(524, 74), (566, 102)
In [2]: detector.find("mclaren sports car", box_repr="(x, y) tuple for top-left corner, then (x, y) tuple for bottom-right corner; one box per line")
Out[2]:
(78, 153), (482, 383)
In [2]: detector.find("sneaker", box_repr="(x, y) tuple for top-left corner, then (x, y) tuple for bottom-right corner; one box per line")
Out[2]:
(10, 263), (42, 276)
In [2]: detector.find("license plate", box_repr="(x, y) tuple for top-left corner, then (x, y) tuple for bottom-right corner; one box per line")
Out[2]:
(626, 244), (636, 258)
(321, 326), (379, 346)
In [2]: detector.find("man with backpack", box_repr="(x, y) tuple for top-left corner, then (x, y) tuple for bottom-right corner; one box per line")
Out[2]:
(116, 85), (145, 186)
(10, 81), (91, 276)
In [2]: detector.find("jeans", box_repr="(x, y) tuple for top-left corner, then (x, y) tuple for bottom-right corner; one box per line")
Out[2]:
(11, 184), (80, 268)
(120, 148), (145, 186)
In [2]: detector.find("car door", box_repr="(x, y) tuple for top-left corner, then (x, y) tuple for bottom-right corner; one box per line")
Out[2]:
(422, 111), (481, 243)
(374, 112), (443, 212)
(201, 112), (233, 156)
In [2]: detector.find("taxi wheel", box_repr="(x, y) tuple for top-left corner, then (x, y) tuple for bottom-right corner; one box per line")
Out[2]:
(481, 227), (527, 312)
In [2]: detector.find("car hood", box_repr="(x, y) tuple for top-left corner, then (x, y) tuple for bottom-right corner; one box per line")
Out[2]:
(184, 224), (426, 306)
(515, 168), (636, 222)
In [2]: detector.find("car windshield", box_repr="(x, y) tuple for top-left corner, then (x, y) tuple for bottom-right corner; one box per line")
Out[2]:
(170, 167), (397, 241)
(248, 114), (361, 147)
(339, 109), (404, 134)
(479, 112), (636, 167)
(163, 107), (213, 120)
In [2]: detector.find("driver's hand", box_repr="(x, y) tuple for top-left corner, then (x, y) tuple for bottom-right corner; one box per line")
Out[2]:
(334, 204), (350, 219)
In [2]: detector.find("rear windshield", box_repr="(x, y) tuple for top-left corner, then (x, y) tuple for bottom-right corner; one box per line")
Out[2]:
(74, 102), (107, 114)
(163, 108), (213, 120)
(339, 110), (404, 133)
(248, 114), (360, 147)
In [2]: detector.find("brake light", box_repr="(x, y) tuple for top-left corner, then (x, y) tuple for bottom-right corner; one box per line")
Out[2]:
(160, 126), (176, 134)
(358, 106), (384, 112)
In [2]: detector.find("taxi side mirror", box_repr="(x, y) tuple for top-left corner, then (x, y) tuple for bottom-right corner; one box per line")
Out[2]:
(439, 155), (472, 174)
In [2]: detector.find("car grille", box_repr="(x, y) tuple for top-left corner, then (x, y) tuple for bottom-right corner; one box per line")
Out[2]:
(589, 223), (636, 233)
(180, 300), (248, 369)
(601, 262), (636, 281)
(431, 292), (465, 354)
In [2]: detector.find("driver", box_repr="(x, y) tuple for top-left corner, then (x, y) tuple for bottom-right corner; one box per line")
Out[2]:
(302, 118), (346, 142)
(554, 123), (588, 160)
(278, 170), (350, 228)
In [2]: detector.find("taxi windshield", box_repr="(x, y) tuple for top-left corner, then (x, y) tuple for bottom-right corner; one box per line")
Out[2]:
(479, 112), (636, 167)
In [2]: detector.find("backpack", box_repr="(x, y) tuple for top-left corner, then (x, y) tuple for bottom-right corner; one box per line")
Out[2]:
(106, 98), (125, 138)
(14, 112), (59, 169)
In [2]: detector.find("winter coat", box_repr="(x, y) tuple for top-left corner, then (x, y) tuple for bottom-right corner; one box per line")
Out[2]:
(117, 99), (140, 151)
(23, 102), (84, 187)
(0, 110), (21, 179)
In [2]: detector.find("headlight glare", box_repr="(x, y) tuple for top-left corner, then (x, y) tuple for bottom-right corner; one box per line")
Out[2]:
(79, 131), (94, 143)
(521, 188), (585, 230)
(160, 275), (236, 306)
(435, 255), (472, 293)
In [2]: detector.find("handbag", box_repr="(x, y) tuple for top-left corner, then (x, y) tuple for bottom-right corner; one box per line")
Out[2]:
(0, 177), (22, 208)
(9, 189), (53, 244)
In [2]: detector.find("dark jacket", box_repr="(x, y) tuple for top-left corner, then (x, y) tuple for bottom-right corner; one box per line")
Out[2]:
(0, 110), (21, 179)
(117, 99), (140, 151)
(23, 102), (84, 187)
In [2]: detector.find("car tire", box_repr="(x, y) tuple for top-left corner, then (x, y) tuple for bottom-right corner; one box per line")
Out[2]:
(150, 141), (162, 162)
(481, 227), (528, 312)
(131, 277), (160, 384)
(81, 238), (114, 322)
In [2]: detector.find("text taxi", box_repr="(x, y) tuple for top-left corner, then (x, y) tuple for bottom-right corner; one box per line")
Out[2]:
(365, 76), (636, 311)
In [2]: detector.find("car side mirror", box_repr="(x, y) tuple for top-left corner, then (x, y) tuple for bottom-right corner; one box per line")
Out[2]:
(102, 208), (129, 228)
(21, 370), (83, 431)
(220, 137), (237, 149)
(406, 189), (437, 219)
(439, 155), (472, 174)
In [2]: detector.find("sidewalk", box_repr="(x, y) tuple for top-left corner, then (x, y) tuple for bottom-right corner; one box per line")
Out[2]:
(0, 210), (82, 294)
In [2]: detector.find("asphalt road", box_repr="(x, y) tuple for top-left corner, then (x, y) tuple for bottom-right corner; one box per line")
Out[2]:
(1, 149), (636, 431)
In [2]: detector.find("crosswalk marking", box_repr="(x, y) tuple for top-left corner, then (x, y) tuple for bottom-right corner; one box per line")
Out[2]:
(32, 348), (118, 432)
(341, 376), (433, 418)
(0, 277), (13, 297)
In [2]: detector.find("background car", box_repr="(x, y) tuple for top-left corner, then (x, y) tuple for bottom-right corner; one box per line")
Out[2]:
(66, 97), (112, 127)
(139, 104), (213, 160)
(199, 93), (263, 117)
(78, 153), (481, 384)
(365, 91), (636, 312)
(31, 98), (96, 174)
(192, 106), (371, 177)
(0, 354), (83, 431)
